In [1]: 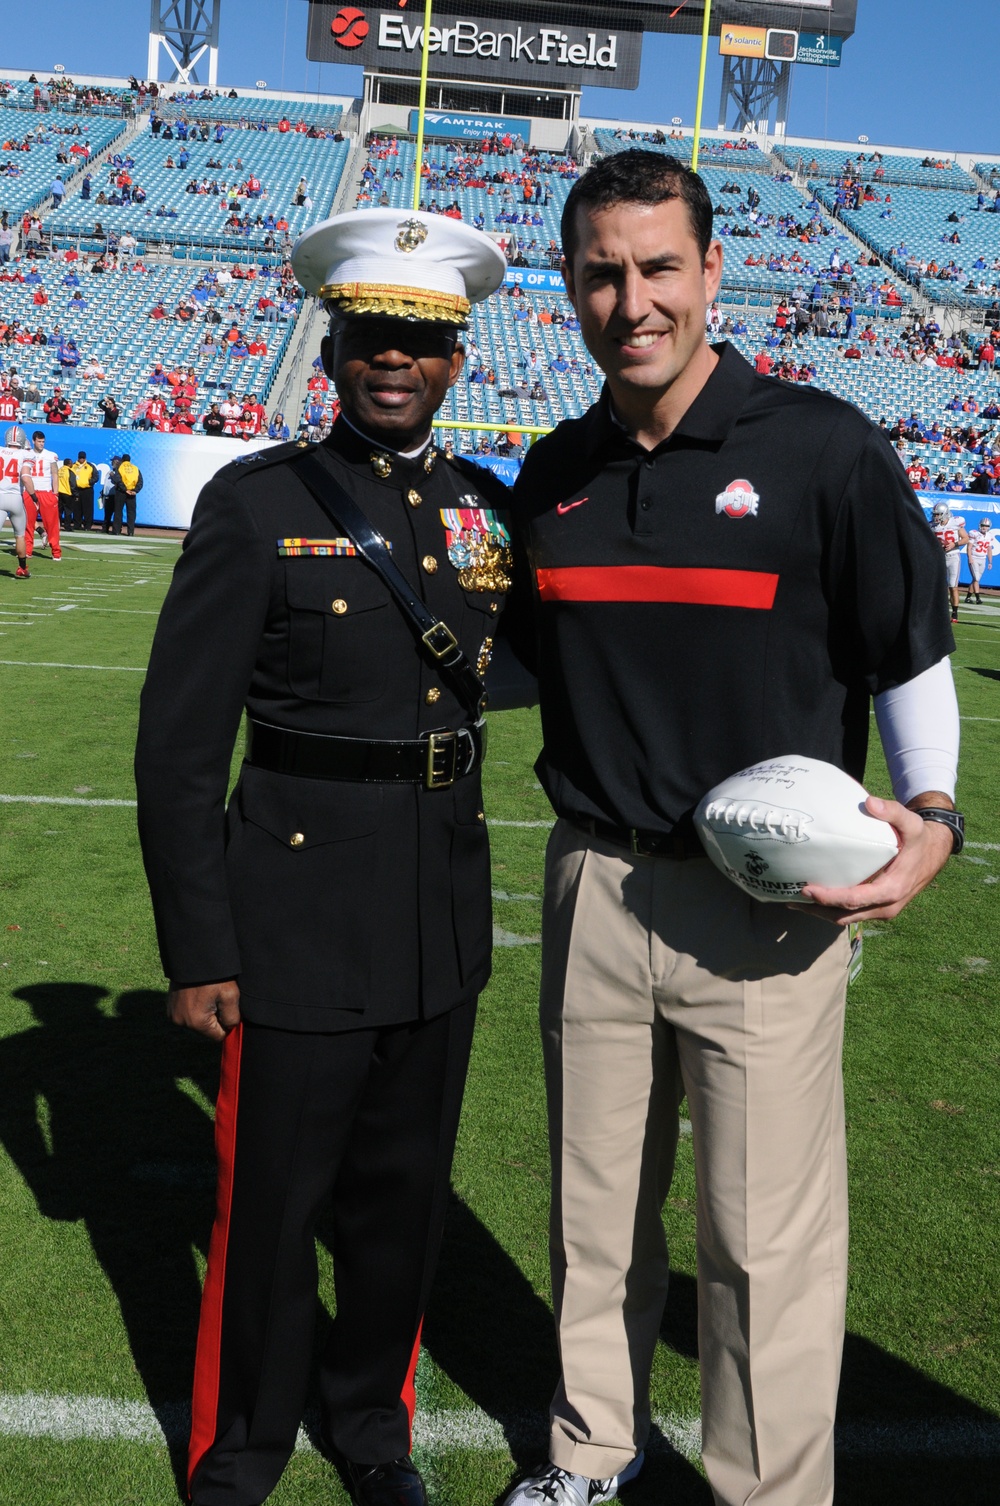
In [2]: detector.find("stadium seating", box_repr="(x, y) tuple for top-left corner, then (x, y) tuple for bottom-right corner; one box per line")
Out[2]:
(774, 144), (975, 191)
(593, 128), (769, 168)
(812, 183), (1000, 306)
(48, 124), (351, 252)
(355, 140), (577, 263)
(159, 93), (344, 127)
(589, 136), (911, 303)
(0, 116), (128, 218)
(0, 260), (297, 427)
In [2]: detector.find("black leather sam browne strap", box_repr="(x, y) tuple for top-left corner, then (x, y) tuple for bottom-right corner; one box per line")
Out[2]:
(290, 446), (488, 719)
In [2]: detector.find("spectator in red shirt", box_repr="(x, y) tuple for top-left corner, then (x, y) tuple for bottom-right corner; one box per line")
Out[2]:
(754, 350), (775, 375)
(43, 389), (72, 423)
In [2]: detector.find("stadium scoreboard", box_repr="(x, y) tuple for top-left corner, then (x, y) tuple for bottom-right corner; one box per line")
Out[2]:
(307, 0), (855, 91)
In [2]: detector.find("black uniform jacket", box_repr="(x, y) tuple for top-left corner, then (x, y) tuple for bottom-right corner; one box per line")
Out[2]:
(135, 421), (510, 1032)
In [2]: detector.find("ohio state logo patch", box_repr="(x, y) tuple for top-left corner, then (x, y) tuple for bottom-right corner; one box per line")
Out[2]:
(715, 479), (760, 518)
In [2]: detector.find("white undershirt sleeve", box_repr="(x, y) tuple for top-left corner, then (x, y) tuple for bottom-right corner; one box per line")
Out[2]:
(873, 656), (959, 806)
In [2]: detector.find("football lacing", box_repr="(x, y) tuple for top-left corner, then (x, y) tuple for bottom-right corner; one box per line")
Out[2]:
(705, 799), (806, 841)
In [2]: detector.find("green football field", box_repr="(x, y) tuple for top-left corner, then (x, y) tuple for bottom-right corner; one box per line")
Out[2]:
(0, 536), (998, 1505)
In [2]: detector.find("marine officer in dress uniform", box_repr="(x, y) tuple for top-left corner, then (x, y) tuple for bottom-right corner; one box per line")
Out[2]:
(134, 209), (511, 1506)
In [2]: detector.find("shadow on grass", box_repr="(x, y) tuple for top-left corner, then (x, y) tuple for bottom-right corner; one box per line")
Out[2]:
(3, 982), (220, 1496)
(2, 982), (997, 1506)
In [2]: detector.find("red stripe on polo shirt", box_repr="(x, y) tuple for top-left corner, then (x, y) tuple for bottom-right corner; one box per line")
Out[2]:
(188, 1022), (244, 1491)
(535, 565), (779, 609)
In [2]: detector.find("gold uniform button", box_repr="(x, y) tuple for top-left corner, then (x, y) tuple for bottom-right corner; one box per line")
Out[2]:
(422, 555), (438, 575)
(477, 811), (486, 823)
(290, 832), (305, 848)
(331, 598), (348, 615)
(425, 686), (441, 705)
(407, 488), (422, 508)
(489, 600), (499, 613)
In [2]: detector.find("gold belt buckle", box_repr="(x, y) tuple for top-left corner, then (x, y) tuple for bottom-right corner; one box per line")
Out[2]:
(425, 729), (458, 789)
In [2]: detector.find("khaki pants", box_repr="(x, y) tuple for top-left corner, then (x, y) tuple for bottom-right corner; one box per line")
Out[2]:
(541, 820), (851, 1506)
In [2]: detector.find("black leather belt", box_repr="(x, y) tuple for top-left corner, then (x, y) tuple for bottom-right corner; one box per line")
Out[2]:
(245, 717), (484, 789)
(574, 816), (705, 860)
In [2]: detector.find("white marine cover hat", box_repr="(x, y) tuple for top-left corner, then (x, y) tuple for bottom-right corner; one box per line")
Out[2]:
(292, 208), (508, 327)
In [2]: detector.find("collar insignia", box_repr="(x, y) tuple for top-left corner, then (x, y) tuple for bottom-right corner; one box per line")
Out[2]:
(370, 451), (393, 479)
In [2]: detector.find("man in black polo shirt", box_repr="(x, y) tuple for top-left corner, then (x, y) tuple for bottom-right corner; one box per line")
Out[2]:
(503, 152), (962, 1506)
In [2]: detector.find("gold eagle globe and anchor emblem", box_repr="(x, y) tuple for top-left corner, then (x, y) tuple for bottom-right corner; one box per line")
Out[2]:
(394, 218), (429, 254)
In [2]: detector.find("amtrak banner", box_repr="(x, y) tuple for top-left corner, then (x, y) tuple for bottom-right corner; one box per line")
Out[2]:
(408, 109), (531, 142)
(15, 424), (276, 530)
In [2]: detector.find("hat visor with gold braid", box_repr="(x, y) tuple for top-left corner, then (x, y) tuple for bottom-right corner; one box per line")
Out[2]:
(292, 208), (508, 330)
(321, 280), (470, 327)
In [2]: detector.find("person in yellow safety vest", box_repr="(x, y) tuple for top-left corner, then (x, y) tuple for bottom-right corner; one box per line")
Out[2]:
(57, 457), (78, 532)
(71, 450), (96, 531)
(108, 453), (142, 536)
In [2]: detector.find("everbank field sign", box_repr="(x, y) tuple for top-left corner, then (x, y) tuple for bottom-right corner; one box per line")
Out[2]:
(307, 4), (643, 88)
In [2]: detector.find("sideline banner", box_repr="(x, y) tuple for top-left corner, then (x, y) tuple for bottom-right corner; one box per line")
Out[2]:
(19, 424), (276, 529)
(463, 454), (521, 486)
(504, 267), (566, 293)
(923, 495), (1000, 587)
(409, 109), (530, 142)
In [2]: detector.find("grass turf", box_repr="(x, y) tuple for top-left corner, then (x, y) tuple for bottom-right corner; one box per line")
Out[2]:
(0, 540), (998, 1503)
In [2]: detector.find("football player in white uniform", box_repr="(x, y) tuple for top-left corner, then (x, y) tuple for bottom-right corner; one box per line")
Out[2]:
(931, 502), (969, 621)
(964, 515), (995, 605)
(21, 429), (62, 561)
(0, 424), (31, 578)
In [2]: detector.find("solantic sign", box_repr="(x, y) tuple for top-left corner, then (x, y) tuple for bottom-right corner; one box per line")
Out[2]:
(307, 5), (642, 89)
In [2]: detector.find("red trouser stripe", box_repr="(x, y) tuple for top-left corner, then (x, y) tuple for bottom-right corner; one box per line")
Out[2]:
(401, 1318), (423, 1449)
(535, 565), (780, 609)
(187, 1023), (244, 1493)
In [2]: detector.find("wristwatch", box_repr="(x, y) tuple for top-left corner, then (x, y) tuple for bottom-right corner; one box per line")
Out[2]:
(915, 807), (965, 855)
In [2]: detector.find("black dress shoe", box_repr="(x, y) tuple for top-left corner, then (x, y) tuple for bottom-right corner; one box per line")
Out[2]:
(342, 1454), (428, 1506)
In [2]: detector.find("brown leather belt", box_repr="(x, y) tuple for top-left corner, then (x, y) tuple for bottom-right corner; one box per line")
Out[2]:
(245, 717), (484, 790)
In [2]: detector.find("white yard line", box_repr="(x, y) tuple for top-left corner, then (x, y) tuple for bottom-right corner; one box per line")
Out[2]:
(0, 659), (145, 672)
(0, 794), (138, 808)
(0, 1394), (996, 1462)
(490, 819), (555, 828)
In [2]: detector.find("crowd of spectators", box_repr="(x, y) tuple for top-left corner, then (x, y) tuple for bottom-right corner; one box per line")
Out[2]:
(355, 136), (578, 269)
(744, 299), (1000, 491)
(0, 238), (301, 434)
(0, 74), (137, 114)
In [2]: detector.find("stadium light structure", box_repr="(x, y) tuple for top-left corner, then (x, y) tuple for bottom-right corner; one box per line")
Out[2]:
(148, 0), (221, 87)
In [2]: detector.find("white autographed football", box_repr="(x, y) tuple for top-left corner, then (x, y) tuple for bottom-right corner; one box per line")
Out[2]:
(694, 755), (899, 903)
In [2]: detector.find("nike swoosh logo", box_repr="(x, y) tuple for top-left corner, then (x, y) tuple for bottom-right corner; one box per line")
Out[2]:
(556, 497), (588, 515)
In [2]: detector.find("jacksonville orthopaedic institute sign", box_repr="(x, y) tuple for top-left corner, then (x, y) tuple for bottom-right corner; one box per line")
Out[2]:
(306, 5), (642, 89)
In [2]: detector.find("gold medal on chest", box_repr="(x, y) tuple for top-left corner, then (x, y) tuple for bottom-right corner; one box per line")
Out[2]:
(457, 536), (513, 594)
(370, 451), (393, 479)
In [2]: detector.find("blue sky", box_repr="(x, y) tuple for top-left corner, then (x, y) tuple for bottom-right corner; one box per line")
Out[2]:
(2, 1), (998, 156)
